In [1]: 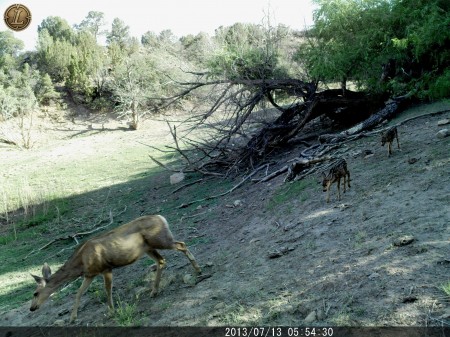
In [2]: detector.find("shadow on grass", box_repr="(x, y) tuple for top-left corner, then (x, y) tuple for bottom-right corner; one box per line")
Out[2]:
(0, 163), (231, 311)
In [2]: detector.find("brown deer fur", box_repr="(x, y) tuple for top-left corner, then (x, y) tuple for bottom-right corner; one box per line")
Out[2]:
(322, 159), (351, 203)
(30, 215), (201, 323)
(381, 126), (400, 156)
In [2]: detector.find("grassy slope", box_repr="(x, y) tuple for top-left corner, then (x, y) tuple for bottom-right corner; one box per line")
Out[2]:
(0, 101), (449, 325)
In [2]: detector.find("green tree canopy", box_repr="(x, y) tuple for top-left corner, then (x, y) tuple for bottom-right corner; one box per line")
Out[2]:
(38, 16), (75, 43)
(75, 11), (106, 41)
(106, 18), (130, 49)
(298, 0), (450, 99)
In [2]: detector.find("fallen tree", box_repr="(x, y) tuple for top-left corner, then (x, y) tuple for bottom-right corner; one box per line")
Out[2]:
(153, 73), (394, 176)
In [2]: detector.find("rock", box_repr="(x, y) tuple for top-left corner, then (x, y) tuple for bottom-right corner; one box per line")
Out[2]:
(437, 119), (450, 126)
(393, 235), (415, 247)
(183, 273), (196, 286)
(170, 172), (185, 184)
(436, 259), (450, 265)
(407, 157), (420, 164)
(233, 200), (243, 207)
(214, 302), (226, 310)
(402, 296), (418, 303)
(53, 319), (65, 326)
(436, 129), (449, 139)
(438, 308), (450, 319)
(268, 250), (284, 259)
(304, 310), (317, 323)
(368, 272), (380, 279)
(316, 308), (325, 320)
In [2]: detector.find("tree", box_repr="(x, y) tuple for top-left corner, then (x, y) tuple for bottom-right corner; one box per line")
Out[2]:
(141, 31), (158, 48)
(180, 32), (213, 65)
(67, 31), (107, 98)
(0, 31), (24, 57)
(299, 0), (450, 99)
(36, 28), (76, 81)
(106, 18), (130, 49)
(75, 11), (106, 41)
(35, 73), (59, 105)
(297, 0), (393, 94)
(0, 31), (24, 69)
(38, 16), (75, 43)
(110, 54), (157, 129)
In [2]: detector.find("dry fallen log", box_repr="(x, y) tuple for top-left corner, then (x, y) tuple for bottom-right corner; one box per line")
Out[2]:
(284, 157), (333, 182)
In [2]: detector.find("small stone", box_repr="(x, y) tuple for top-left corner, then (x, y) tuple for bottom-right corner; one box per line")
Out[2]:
(316, 308), (325, 320)
(214, 302), (226, 310)
(304, 310), (317, 323)
(436, 129), (449, 139)
(183, 273), (196, 286)
(368, 272), (380, 279)
(438, 308), (450, 319)
(393, 235), (415, 247)
(53, 319), (65, 326)
(437, 119), (450, 126)
(402, 296), (418, 303)
(170, 172), (185, 185)
(233, 200), (243, 207)
(268, 250), (284, 259)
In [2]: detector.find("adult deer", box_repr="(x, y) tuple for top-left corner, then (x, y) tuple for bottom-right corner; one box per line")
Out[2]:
(30, 215), (201, 323)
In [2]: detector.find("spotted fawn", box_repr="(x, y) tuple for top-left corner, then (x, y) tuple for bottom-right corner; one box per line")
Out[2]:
(322, 158), (351, 203)
(381, 126), (400, 156)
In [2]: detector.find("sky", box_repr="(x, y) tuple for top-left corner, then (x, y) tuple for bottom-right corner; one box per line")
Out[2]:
(1, 0), (316, 50)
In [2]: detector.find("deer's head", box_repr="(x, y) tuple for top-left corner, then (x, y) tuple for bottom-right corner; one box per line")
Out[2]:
(322, 172), (332, 192)
(30, 263), (52, 311)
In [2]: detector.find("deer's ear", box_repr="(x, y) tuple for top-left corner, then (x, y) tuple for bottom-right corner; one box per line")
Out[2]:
(42, 263), (52, 281)
(31, 274), (44, 284)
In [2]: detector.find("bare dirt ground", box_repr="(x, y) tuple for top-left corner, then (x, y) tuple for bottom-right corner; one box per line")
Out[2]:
(0, 103), (449, 327)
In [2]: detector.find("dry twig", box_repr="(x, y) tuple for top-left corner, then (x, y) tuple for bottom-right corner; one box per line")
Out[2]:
(177, 164), (269, 208)
(23, 207), (127, 260)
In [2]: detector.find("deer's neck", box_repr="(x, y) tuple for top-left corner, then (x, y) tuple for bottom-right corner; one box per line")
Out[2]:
(46, 255), (84, 293)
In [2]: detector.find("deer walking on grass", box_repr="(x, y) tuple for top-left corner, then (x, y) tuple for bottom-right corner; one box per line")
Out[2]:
(30, 215), (201, 323)
(322, 158), (351, 203)
(381, 126), (400, 156)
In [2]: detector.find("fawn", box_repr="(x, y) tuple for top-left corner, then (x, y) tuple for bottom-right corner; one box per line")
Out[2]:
(381, 126), (400, 156)
(321, 158), (351, 203)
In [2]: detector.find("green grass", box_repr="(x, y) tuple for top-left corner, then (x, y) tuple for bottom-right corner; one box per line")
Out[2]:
(113, 295), (140, 326)
(441, 281), (450, 298)
(0, 131), (232, 312)
(266, 178), (315, 211)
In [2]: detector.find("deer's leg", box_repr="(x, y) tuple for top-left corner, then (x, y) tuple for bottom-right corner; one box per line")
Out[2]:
(70, 276), (94, 323)
(343, 175), (347, 193)
(337, 178), (341, 200)
(174, 241), (201, 274)
(347, 170), (351, 188)
(147, 250), (165, 297)
(388, 142), (392, 156)
(103, 270), (114, 311)
(326, 184), (330, 203)
(396, 134), (400, 149)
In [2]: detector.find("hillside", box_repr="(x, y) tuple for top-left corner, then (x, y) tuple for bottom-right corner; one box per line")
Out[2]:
(0, 101), (449, 327)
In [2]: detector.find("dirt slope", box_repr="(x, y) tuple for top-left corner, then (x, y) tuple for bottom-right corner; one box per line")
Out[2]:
(0, 104), (449, 327)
